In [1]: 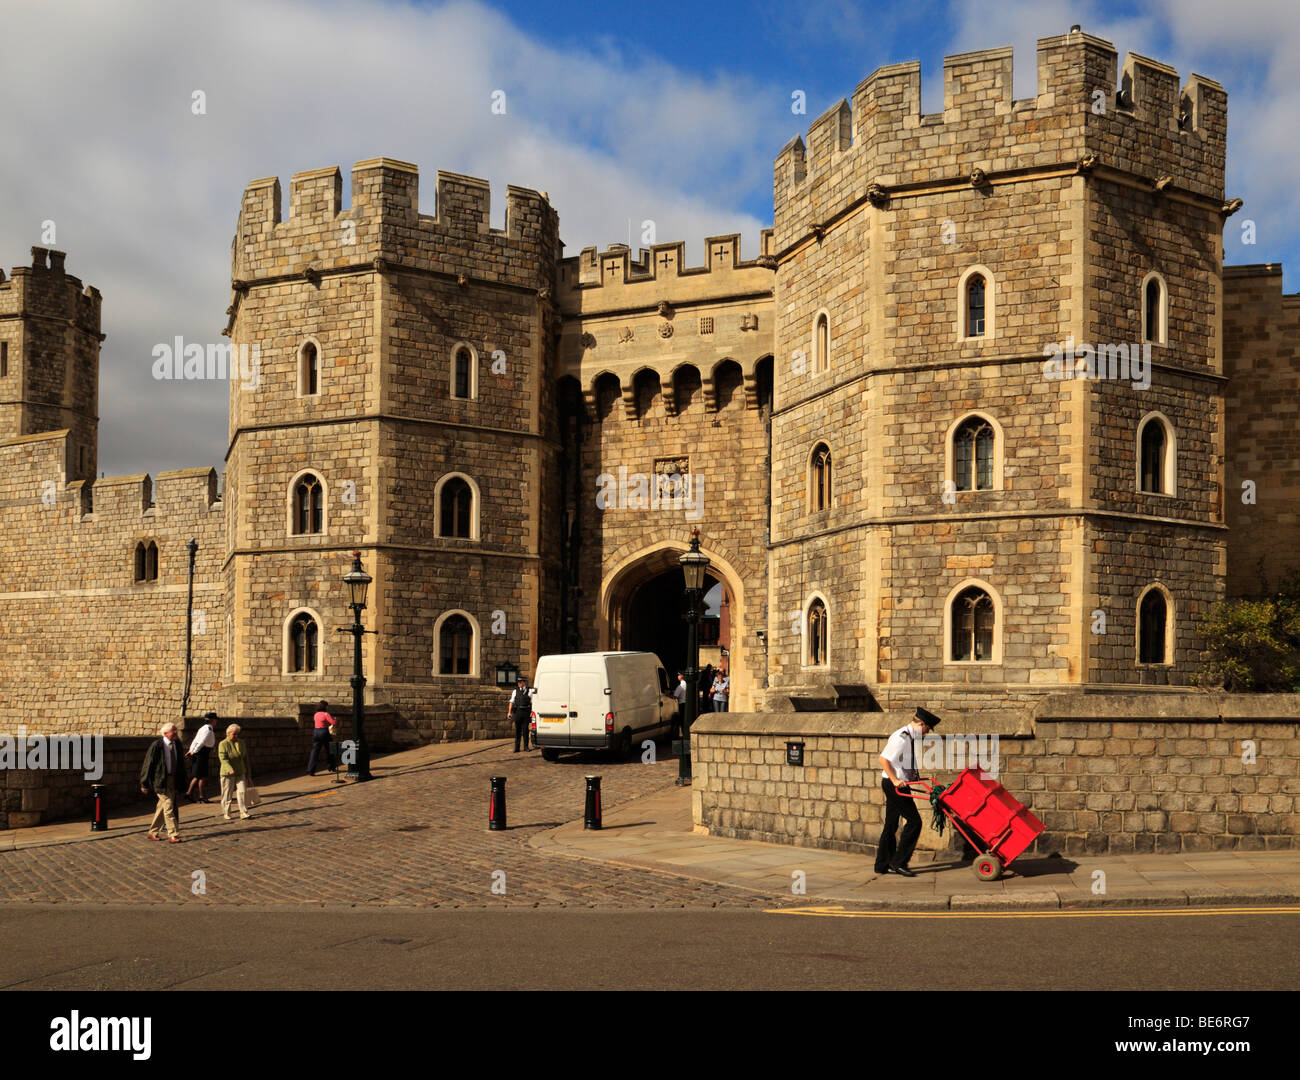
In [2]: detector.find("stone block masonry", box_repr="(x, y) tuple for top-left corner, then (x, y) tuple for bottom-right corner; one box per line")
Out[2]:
(693, 694), (1299, 856)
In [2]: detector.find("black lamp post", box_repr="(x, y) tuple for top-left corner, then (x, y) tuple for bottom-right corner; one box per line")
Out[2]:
(677, 529), (711, 785)
(342, 551), (374, 782)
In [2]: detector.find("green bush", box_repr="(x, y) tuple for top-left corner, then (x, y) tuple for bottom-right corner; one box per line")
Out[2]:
(1196, 574), (1300, 691)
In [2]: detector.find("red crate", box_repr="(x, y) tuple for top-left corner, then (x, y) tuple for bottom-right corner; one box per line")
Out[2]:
(939, 768), (1044, 868)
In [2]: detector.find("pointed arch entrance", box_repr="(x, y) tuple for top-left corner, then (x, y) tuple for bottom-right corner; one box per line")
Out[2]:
(600, 541), (750, 711)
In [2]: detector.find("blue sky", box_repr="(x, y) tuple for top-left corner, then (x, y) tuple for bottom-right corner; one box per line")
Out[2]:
(0, 0), (1294, 477)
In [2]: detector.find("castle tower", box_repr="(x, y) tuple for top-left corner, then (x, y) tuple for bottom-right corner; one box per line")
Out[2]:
(768, 31), (1229, 711)
(0, 247), (101, 479)
(223, 160), (561, 740)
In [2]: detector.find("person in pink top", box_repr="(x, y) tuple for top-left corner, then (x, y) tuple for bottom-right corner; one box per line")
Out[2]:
(307, 700), (337, 775)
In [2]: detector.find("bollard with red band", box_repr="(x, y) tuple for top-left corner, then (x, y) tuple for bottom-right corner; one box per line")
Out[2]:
(489, 775), (507, 831)
(91, 783), (107, 832)
(584, 775), (602, 830)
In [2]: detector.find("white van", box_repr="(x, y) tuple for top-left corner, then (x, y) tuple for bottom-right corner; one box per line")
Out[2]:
(530, 651), (677, 760)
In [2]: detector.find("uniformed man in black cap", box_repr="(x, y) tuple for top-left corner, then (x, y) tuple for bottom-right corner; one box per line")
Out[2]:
(874, 707), (941, 877)
(508, 676), (533, 753)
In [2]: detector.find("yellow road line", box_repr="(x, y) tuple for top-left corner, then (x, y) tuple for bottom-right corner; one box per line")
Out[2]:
(766, 905), (1300, 919)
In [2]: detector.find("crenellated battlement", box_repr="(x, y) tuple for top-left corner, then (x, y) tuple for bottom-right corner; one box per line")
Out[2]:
(0, 432), (219, 525)
(233, 159), (559, 293)
(557, 232), (775, 316)
(0, 247), (103, 333)
(773, 31), (1227, 251)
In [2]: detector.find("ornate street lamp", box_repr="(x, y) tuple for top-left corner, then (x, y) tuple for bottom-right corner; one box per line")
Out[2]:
(340, 551), (374, 782)
(677, 529), (711, 784)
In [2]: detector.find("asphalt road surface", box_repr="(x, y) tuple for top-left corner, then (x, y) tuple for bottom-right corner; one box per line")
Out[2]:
(0, 904), (1294, 991)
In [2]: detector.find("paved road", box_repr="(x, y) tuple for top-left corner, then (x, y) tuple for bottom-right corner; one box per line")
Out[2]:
(0, 905), (1295, 991)
(0, 744), (768, 908)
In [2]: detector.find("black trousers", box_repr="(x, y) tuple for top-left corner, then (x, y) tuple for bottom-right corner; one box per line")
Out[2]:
(875, 778), (922, 872)
(513, 716), (531, 751)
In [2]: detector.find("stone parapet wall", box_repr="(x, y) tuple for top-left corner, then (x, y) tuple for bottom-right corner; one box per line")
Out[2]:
(693, 694), (1299, 856)
(0, 711), (398, 831)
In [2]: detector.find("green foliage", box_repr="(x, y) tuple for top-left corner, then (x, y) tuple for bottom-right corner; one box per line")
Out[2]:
(1196, 574), (1300, 691)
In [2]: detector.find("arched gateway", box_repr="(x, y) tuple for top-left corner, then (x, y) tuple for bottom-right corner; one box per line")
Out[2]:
(599, 542), (752, 711)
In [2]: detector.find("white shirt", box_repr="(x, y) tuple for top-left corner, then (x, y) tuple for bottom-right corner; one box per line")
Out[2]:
(189, 724), (216, 754)
(880, 723), (921, 782)
(673, 681), (686, 703)
(509, 687), (531, 707)
(163, 737), (177, 775)
(712, 676), (729, 698)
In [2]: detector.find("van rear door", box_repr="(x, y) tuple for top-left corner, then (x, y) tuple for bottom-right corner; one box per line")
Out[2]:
(568, 654), (609, 748)
(532, 660), (571, 744)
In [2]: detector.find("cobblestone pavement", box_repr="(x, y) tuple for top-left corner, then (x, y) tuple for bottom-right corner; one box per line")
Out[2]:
(0, 744), (778, 908)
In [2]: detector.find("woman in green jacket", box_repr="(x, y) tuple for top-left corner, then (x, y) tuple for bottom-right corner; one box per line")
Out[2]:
(218, 724), (253, 821)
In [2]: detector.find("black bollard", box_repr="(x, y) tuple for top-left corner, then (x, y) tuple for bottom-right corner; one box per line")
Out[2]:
(584, 775), (602, 830)
(91, 783), (107, 832)
(489, 776), (507, 831)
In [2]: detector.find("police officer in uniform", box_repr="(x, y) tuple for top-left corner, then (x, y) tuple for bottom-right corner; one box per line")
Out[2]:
(508, 676), (533, 753)
(875, 707), (941, 877)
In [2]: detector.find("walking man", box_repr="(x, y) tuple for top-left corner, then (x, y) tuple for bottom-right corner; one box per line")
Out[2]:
(508, 675), (533, 753)
(874, 707), (941, 877)
(672, 672), (687, 739)
(710, 669), (730, 712)
(139, 721), (187, 843)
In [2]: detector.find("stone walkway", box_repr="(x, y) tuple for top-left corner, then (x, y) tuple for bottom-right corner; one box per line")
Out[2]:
(2, 739), (1297, 910)
(535, 785), (1300, 910)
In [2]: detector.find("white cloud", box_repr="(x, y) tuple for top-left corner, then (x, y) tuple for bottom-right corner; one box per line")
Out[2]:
(0, 0), (772, 477)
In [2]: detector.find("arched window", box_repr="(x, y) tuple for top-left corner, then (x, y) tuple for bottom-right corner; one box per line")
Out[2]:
(810, 443), (832, 511)
(672, 365), (701, 414)
(1137, 414), (1175, 495)
(439, 477), (473, 538)
(1142, 273), (1167, 345)
(145, 541), (159, 581)
(958, 266), (996, 340)
(439, 614), (474, 675)
(289, 612), (319, 673)
(633, 368), (662, 419)
(293, 473), (324, 534)
(714, 360), (743, 411)
(966, 275), (986, 337)
(594, 373), (621, 422)
(951, 586), (995, 662)
(814, 313), (829, 372)
(298, 340), (319, 397)
(452, 346), (472, 400)
(807, 598), (828, 666)
(954, 416), (994, 491)
(450, 342), (477, 400)
(1138, 588), (1169, 664)
(133, 542), (146, 583)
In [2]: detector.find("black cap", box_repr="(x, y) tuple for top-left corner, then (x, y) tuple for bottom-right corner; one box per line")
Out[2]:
(517, 676), (527, 684)
(203, 712), (219, 720)
(915, 707), (941, 729)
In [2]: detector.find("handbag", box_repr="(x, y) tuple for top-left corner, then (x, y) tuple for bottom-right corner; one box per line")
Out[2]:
(243, 776), (262, 807)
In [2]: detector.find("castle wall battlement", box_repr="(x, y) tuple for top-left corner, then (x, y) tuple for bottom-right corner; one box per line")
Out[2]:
(233, 160), (559, 293)
(0, 430), (219, 528)
(773, 32), (1227, 251)
(558, 232), (775, 315)
(0, 429), (225, 735)
(0, 248), (102, 334)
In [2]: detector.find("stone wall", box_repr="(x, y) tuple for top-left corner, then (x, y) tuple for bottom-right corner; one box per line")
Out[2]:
(1222, 264), (1300, 597)
(0, 429), (226, 737)
(0, 712), (398, 830)
(693, 694), (1299, 857)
